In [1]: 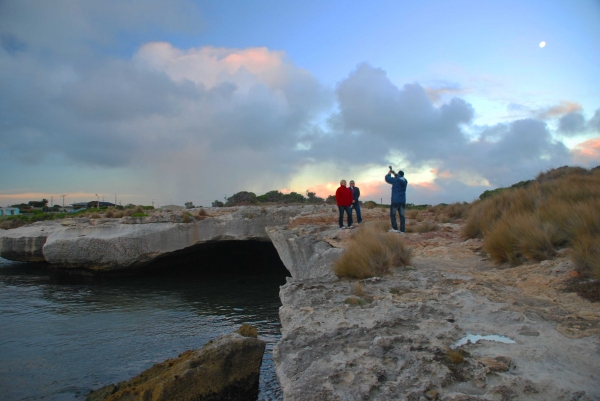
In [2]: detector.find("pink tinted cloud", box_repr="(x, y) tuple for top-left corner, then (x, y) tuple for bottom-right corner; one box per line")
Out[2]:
(135, 43), (287, 89)
(536, 101), (582, 119)
(572, 138), (600, 166)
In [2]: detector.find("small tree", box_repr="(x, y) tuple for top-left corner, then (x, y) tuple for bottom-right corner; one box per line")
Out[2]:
(306, 190), (324, 204)
(212, 200), (224, 207)
(226, 191), (257, 206)
(184, 202), (195, 209)
(28, 199), (48, 208)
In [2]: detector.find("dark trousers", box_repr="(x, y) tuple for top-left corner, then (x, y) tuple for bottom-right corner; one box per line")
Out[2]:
(338, 206), (353, 228)
(352, 202), (362, 223)
(390, 203), (405, 232)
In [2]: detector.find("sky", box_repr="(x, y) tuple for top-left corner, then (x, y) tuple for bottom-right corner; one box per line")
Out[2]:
(1, 0), (599, 207)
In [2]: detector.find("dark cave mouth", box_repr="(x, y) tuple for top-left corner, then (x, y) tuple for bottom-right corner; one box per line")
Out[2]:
(143, 240), (291, 278)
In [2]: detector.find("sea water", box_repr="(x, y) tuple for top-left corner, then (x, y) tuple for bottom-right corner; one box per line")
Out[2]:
(0, 255), (286, 400)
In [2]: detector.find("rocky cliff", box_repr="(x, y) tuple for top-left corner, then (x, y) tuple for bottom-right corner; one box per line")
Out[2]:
(0, 206), (320, 274)
(272, 213), (600, 401)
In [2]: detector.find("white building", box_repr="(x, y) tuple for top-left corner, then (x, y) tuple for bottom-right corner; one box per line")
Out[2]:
(0, 207), (20, 216)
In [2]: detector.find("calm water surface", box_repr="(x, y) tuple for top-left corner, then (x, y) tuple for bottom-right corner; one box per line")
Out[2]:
(0, 256), (287, 401)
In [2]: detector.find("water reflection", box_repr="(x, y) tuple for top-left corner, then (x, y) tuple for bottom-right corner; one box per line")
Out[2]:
(0, 243), (288, 401)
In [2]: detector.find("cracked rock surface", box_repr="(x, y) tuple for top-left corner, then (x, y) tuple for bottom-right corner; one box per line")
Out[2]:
(272, 210), (600, 401)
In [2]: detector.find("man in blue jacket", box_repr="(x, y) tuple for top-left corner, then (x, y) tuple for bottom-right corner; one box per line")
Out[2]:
(385, 169), (408, 233)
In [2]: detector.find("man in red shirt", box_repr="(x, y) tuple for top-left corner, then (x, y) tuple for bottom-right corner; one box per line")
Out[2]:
(335, 179), (353, 229)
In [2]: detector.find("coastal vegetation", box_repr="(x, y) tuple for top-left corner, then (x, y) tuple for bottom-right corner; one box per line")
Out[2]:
(0, 204), (155, 230)
(333, 221), (413, 279)
(463, 166), (600, 281)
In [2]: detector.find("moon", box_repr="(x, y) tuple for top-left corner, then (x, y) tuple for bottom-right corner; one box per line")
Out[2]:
(539, 41), (546, 48)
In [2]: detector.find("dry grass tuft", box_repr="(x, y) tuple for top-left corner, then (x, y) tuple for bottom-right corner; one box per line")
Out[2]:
(445, 202), (470, 220)
(134, 206), (143, 214)
(181, 212), (192, 223)
(91, 213), (101, 219)
(353, 282), (365, 297)
(406, 220), (439, 233)
(571, 235), (600, 279)
(333, 222), (412, 279)
(105, 210), (114, 218)
(464, 166), (600, 277)
(444, 346), (465, 364)
(406, 209), (419, 219)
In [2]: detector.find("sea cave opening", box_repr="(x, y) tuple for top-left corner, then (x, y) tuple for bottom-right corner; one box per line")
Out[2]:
(143, 239), (291, 278)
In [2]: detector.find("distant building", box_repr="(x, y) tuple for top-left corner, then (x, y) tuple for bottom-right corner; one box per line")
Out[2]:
(0, 207), (20, 216)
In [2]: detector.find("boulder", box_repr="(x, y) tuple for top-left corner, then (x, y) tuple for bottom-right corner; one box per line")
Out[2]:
(87, 327), (266, 401)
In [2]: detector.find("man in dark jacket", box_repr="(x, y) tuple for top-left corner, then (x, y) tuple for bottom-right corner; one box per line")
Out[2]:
(349, 180), (362, 224)
(385, 169), (408, 233)
(335, 179), (353, 229)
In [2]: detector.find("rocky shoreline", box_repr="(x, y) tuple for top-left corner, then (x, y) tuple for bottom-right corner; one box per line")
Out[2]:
(1, 205), (599, 400)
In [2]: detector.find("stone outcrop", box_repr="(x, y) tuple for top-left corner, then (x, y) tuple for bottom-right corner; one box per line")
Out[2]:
(266, 225), (342, 280)
(272, 210), (600, 401)
(0, 206), (313, 274)
(87, 326), (266, 401)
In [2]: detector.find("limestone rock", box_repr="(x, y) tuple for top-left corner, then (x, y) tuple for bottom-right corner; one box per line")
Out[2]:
(266, 225), (342, 280)
(87, 331), (266, 401)
(477, 356), (511, 372)
(0, 206), (303, 274)
(0, 221), (60, 262)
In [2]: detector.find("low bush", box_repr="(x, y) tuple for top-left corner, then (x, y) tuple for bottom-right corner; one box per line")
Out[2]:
(364, 201), (378, 209)
(333, 222), (412, 279)
(406, 220), (439, 233)
(197, 208), (208, 217)
(405, 209), (419, 219)
(181, 212), (192, 223)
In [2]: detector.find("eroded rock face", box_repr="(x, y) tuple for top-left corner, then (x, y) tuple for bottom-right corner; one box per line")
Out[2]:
(87, 330), (266, 401)
(266, 225), (342, 280)
(273, 218), (600, 401)
(0, 221), (60, 262)
(0, 206), (306, 273)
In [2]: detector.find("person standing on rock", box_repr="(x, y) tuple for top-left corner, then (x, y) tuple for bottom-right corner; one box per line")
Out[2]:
(335, 180), (353, 229)
(349, 180), (363, 224)
(385, 168), (408, 233)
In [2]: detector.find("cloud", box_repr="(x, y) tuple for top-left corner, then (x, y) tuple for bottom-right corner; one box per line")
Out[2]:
(302, 63), (474, 168)
(424, 84), (470, 103)
(0, 0), (593, 207)
(536, 101), (582, 120)
(588, 109), (600, 133)
(558, 112), (586, 134)
(571, 138), (600, 167)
